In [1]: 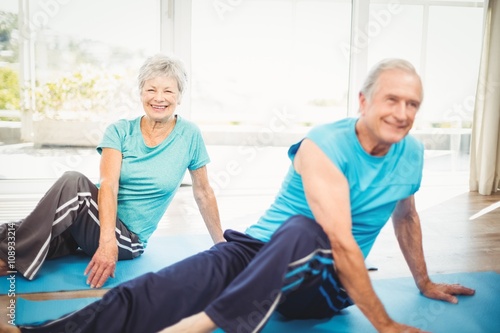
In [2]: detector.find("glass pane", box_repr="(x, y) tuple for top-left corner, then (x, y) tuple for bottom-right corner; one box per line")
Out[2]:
(0, 0), (160, 183)
(368, 3), (483, 132)
(366, 1), (483, 161)
(0, 3), (20, 114)
(191, 0), (352, 127)
(422, 5), (483, 129)
(367, 4), (423, 68)
(31, 0), (160, 122)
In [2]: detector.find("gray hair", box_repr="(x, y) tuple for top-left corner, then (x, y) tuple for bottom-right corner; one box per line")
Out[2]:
(137, 54), (188, 98)
(360, 58), (422, 101)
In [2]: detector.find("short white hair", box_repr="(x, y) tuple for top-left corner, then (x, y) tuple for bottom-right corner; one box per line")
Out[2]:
(360, 58), (422, 101)
(137, 54), (188, 98)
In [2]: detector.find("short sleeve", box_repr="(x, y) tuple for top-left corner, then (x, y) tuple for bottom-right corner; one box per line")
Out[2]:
(96, 121), (126, 155)
(187, 124), (210, 170)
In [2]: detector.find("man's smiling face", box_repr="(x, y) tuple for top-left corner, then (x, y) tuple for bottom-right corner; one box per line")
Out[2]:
(357, 68), (423, 154)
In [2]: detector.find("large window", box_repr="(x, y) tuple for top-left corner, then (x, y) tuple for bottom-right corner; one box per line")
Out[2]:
(0, 0), (161, 183)
(187, 0), (484, 152)
(0, 0), (487, 183)
(1, 0), (160, 147)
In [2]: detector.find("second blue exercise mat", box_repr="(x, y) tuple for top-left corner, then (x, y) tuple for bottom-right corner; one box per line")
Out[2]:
(13, 271), (500, 333)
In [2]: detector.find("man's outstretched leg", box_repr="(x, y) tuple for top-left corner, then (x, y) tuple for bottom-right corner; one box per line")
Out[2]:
(0, 258), (7, 276)
(159, 312), (216, 333)
(11, 230), (263, 333)
(0, 323), (20, 333)
(16, 251), (223, 333)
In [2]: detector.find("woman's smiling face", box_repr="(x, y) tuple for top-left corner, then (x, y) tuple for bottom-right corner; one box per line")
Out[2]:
(141, 76), (180, 122)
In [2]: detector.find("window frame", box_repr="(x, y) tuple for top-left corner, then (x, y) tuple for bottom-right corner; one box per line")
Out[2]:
(16, 0), (485, 145)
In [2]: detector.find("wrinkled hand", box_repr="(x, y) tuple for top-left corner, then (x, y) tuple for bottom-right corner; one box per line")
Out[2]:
(419, 281), (475, 304)
(84, 243), (118, 288)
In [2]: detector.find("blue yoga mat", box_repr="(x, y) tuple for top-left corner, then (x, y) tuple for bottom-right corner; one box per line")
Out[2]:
(1, 234), (214, 294)
(12, 271), (500, 332)
(15, 297), (101, 326)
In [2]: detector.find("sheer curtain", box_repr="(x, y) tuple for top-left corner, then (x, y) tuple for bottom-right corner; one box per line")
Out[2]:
(469, 0), (500, 195)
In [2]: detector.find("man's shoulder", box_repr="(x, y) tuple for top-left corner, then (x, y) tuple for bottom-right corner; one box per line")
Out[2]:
(307, 117), (355, 139)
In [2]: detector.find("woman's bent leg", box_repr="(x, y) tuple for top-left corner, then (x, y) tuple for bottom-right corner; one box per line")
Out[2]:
(0, 171), (146, 280)
(0, 171), (101, 280)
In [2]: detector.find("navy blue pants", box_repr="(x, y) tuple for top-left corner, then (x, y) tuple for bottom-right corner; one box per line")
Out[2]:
(20, 215), (352, 333)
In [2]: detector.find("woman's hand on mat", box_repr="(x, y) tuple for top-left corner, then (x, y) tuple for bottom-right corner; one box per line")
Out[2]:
(419, 281), (476, 304)
(84, 243), (118, 288)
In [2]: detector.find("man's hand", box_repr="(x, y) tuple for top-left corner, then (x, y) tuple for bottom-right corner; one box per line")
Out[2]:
(419, 281), (475, 304)
(84, 242), (118, 288)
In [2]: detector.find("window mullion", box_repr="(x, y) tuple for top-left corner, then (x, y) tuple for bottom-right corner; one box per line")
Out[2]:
(161, 0), (193, 118)
(347, 0), (370, 116)
(18, 0), (35, 141)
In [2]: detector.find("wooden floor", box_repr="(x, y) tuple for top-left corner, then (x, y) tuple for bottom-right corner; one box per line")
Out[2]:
(1, 149), (500, 325)
(367, 190), (500, 279)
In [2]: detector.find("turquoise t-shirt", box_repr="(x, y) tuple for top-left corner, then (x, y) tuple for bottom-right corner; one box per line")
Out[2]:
(245, 117), (424, 257)
(96, 115), (210, 245)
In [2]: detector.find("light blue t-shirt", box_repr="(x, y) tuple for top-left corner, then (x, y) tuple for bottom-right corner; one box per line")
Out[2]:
(96, 115), (210, 245)
(245, 117), (424, 257)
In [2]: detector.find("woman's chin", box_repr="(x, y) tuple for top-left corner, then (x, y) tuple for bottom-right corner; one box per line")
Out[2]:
(146, 113), (173, 123)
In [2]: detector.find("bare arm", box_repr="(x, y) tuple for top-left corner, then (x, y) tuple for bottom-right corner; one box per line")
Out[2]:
(189, 166), (225, 243)
(295, 139), (403, 332)
(392, 196), (429, 289)
(84, 147), (122, 288)
(392, 197), (475, 302)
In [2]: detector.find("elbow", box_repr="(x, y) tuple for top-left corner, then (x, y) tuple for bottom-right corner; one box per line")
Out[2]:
(393, 211), (420, 229)
(193, 185), (215, 204)
(327, 232), (359, 260)
(99, 180), (119, 197)
(330, 239), (357, 258)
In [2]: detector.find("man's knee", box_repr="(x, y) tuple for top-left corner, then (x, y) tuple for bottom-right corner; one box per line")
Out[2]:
(273, 215), (328, 247)
(280, 215), (321, 234)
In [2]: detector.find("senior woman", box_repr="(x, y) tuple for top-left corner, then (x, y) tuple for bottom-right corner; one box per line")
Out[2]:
(0, 54), (224, 289)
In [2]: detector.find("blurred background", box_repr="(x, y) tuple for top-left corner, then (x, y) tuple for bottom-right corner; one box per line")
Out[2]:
(0, 0), (484, 219)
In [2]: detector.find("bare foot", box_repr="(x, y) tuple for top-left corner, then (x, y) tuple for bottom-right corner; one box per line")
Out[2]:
(0, 323), (21, 333)
(159, 312), (217, 333)
(0, 258), (8, 276)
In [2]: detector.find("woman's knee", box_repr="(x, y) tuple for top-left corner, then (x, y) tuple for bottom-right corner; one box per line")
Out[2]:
(57, 171), (95, 193)
(60, 170), (85, 182)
